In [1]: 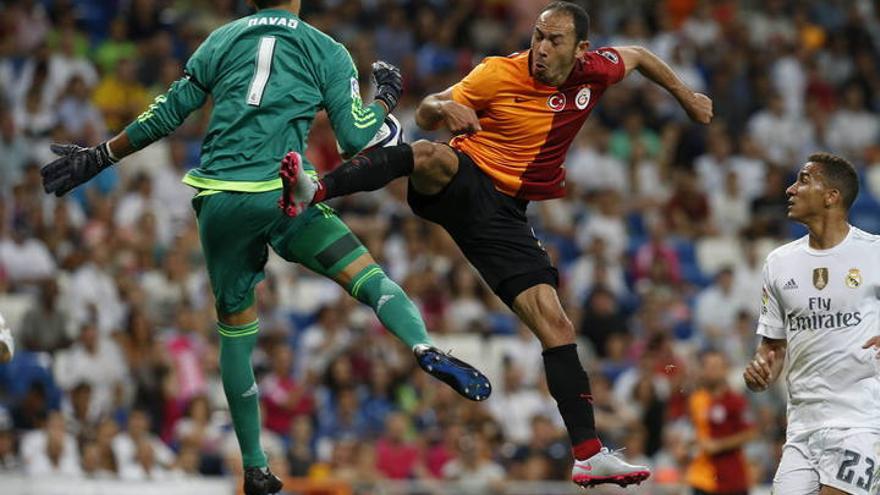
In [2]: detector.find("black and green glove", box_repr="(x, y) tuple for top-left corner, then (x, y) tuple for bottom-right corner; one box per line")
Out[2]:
(41, 142), (117, 197)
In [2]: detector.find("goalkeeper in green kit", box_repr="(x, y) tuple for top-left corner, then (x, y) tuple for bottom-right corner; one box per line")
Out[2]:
(40, 1), (491, 494)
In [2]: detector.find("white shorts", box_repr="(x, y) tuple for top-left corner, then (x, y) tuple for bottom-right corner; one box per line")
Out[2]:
(774, 428), (880, 495)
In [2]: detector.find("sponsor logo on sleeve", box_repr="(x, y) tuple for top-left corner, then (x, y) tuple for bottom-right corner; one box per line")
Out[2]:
(598, 50), (619, 64)
(350, 78), (360, 99)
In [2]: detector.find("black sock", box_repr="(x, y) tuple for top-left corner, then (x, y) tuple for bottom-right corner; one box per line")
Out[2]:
(313, 144), (414, 203)
(542, 343), (602, 459)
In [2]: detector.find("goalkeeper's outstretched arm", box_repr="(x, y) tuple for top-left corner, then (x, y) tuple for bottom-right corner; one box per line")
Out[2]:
(41, 74), (207, 197)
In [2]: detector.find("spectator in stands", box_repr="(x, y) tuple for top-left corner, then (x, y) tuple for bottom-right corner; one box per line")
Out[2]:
(61, 382), (98, 440)
(374, 412), (425, 480)
(749, 166), (789, 238)
(11, 382), (49, 431)
(0, 108), (31, 192)
(580, 286), (629, 358)
(633, 216), (682, 287)
(0, 220), (56, 288)
(94, 18), (138, 75)
(694, 267), (740, 347)
(173, 395), (224, 471)
(91, 57), (149, 133)
(260, 345), (315, 436)
(53, 320), (128, 417)
(286, 415), (316, 477)
(747, 91), (810, 166)
(360, 362), (397, 436)
(21, 411), (80, 477)
(686, 350), (755, 495)
(0, 408), (20, 472)
(119, 437), (171, 480)
(65, 245), (125, 336)
(576, 190), (628, 263)
(442, 432), (505, 494)
(80, 441), (115, 479)
(112, 408), (175, 475)
(17, 280), (68, 354)
(710, 170), (751, 237)
(665, 170), (712, 238)
(446, 262), (488, 333)
(298, 305), (355, 379)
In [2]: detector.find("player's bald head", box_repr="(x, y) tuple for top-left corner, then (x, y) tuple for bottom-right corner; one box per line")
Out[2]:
(540, 1), (590, 42)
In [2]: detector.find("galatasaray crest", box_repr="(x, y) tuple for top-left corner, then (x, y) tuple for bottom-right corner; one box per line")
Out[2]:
(845, 268), (862, 289)
(812, 267), (828, 290)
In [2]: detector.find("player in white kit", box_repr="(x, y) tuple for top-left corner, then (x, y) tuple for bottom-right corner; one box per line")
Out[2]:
(744, 152), (880, 495)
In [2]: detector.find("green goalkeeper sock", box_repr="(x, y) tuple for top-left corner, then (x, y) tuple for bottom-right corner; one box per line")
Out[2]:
(218, 320), (267, 469)
(347, 265), (432, 349)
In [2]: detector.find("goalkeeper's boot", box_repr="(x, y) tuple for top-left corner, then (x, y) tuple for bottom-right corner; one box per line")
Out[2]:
(243, 466), (283, 495)
(279, 151), (317, 218)
(0, 313), (14, 363)
(571, 447), (651, 488)
(413, 344), (491, 401)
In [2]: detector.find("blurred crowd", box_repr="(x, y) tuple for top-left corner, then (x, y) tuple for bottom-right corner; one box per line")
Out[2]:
(2, 0), (880, 493)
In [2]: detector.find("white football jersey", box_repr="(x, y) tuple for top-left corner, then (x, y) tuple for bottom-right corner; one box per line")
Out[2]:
(757, 226), (880, 436)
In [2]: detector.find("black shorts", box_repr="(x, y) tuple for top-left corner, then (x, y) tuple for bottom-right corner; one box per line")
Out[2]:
(407, 148), (558, 307)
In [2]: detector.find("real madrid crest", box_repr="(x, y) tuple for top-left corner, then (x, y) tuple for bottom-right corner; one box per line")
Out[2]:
(813, 267), (828, 290)
(845, 268), (862, 289)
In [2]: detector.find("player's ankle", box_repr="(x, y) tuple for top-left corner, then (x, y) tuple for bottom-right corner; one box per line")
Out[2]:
(311, 180), (327, 204)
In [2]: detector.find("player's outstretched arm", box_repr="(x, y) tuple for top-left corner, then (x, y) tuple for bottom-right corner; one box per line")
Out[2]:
(416, 87), (481, 134)
(42, 74), (208, 197)
(743, 337), (787, 392)
(615, 46), (713, 124)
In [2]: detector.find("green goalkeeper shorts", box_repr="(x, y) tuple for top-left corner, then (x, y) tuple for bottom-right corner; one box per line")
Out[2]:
(192, 190), (368, 315)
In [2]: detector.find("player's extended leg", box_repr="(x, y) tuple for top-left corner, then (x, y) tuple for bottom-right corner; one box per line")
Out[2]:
(332, 252), (490, 400)
(217, 306), (283, 495)
(278, 141), (457, 214)
(270, 206), (490, 401)
(512, 283), (650, 488)
(192, 190), (286, 495)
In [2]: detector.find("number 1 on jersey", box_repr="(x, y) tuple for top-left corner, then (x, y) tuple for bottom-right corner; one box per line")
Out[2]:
(247, 36), (276, 106)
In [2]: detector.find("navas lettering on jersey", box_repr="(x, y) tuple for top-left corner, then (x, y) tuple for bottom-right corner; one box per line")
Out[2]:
(786, 296), (863, 332)
(247, 17), (299, 28)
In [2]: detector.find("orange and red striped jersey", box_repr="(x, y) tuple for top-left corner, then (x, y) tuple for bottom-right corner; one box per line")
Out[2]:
(686, 388), (753, 494)
(450, 47), (624, 200)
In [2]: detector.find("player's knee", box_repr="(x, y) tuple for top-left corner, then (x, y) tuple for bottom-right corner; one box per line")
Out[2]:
(532, 308), (575, 347)
(411, 140), (456, 179)
(546, 313), (576, 345)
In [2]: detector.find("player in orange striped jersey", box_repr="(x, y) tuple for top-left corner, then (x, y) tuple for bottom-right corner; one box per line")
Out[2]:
(281, 1), (712, 488)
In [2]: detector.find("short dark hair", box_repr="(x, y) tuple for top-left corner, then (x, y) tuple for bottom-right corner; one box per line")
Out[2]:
(808, 152), (860, 210)
(252, 0), (286, 9)
(541, 1), (590, 42)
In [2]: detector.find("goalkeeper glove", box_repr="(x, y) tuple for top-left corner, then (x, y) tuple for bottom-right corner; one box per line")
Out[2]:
(41, 142), (118, 197)
(372, 61), (403, 113)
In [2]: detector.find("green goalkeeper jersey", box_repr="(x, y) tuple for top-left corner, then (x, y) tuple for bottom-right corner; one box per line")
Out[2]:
(125, 8), (386, 192)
